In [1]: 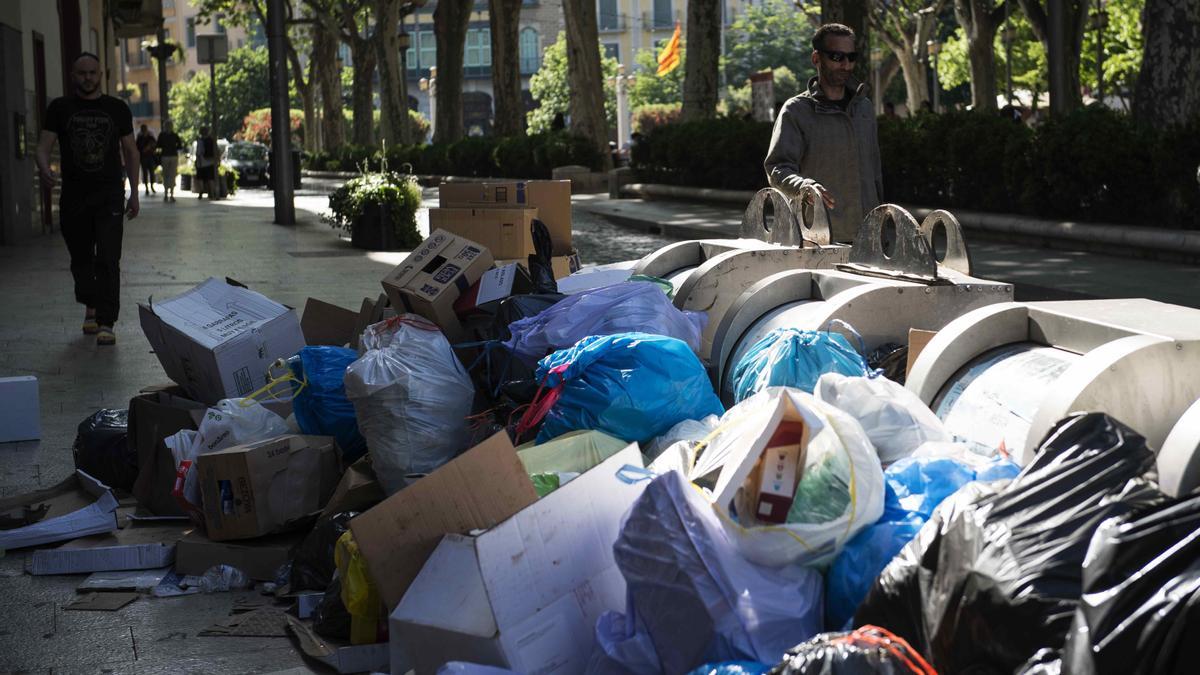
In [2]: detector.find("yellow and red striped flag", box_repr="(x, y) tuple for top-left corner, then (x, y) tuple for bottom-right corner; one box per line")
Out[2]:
(656, 23), (681, 76)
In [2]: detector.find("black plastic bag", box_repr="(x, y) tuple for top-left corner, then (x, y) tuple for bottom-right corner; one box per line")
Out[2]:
(72, 409), (137, 492)
(313, 573), (352, 640)
(866, 343), (907, 384)
(289, 511), (358, 593)
(475, 293), (564, 404)
(527, 218), (558, 295)
(855, 412), (1166, 673)
(768, 626), (936, 675)
(1058, 490), (1200, 674)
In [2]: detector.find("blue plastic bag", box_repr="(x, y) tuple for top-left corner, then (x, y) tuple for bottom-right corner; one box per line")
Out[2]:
(506, 282), (706, 367)
(823, 450), (1020, 629)
(525, 333), (724, 445)
(731, 327), (871, 403)
(686, 663), (771, 675)
(291, 346), (367, 462)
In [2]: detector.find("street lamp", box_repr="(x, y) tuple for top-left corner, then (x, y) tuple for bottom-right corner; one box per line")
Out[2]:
(871, 44), (883, 115)
(419, 66), (437, 141)
(1091, 0), (1108, 104)
(144, 29), (178, 127)
(927, 39), (941, 113)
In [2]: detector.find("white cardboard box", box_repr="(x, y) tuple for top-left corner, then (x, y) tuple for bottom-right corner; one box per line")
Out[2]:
(0, 375), (40, 443)
(0, 470), (119, 550)
(138, 278), (306, 405)
(28, 521), (186, 575)
(390, 444), (647, 675)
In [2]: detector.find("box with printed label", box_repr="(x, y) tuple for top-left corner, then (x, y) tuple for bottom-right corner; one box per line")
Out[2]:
(438, 180), (572, 254)
(427, 208), (539, 261)
(197, 434), (340, 541)
(380, 229), (494, 341)
(138, 278), (306, 405)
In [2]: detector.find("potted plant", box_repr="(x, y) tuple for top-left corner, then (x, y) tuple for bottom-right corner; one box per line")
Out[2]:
(179, 162), (194, 191)
(324, 167), (423, 251)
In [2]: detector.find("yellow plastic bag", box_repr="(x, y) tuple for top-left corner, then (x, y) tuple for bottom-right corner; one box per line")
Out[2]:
(334, 530), (382, 645)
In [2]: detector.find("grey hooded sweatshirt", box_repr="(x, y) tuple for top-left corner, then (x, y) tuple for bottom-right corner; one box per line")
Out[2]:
(763, 77), (883, 242)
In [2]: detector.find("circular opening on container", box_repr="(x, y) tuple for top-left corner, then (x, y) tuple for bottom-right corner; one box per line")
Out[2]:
(801, 200), (814, 230)
(761, 199), (775, 232)
(931, 221), (948, 263)
(881, 217), (898, 259)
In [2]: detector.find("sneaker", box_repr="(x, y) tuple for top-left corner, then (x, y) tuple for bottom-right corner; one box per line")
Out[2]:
(96, 325), (116, 346)
(82, 309), (99, 334)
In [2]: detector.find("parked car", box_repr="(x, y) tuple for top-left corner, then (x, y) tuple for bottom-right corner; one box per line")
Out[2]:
(225, 141), (270, 186)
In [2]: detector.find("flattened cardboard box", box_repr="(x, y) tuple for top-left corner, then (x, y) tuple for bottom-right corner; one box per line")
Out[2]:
(138, 277), (306, 405)
(438, 180), (573, 255)
(29, 521), (188, 575)
(349, 431), (539, 610)
(380, 229), (493, 341)
(428, 207), (539, 261)
(175, 528), (305, 580)
(197, 434), (340, 541)
(0, 471), (119, 550)
(390, 444), (647, 675)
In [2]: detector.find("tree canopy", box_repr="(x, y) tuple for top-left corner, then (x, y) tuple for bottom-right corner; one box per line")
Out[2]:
(527, 32), (618, 134)
(168, 45), (277, 142)
(722, 0), (819, 86)
(628, 48), (686, 110)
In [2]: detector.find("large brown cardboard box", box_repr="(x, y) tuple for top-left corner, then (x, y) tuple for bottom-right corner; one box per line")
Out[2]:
(175, 529), (305, 580)
(428, 208), (539, 261)
(380, 229), (493, 341)
(349, 431), (539, 610)
(129, 386), (207, 517)
(301, 297), (359, 347)
(197, 435), (340, 541)
(438, 180), (572, 254)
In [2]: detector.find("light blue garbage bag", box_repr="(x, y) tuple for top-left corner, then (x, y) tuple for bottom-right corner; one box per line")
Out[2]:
(686, 662), (772, 675)
(823, 447), (1021, 629)
(587, 470), (824, 674)
(506, 281), (706, 367)
(731, 327), (872, 403)
(531, 333), (724, 444)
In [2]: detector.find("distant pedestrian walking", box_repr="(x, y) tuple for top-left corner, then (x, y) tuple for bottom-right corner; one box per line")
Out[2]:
(194, 127), (217, 199)
(157, 120), (182, 203)
(136, 124), (157, 195)
(35, 52), (140, 346)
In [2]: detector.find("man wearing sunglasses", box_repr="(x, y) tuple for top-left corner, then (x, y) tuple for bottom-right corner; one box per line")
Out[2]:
(764, 23), (883, 242)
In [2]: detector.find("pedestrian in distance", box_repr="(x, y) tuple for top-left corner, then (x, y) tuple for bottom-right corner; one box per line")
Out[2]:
(135, 124), (157, 195)
(35, 52), (140, 347)
(194, 127), (218, 199)
(156, 120), (183, 202)
(764, 23), (883, 243)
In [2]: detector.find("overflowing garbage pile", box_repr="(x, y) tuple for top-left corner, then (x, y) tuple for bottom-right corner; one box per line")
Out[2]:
(5, 181), (1200, 675)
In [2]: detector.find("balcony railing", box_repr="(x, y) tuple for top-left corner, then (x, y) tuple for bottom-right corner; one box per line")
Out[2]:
(128, 101), (155, 117)
(598, 14), (626, 33)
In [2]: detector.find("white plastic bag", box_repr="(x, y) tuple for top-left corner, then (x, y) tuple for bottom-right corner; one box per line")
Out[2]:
(690, 387), (885, 569)
(642, 415), (720, 461)
(169, 398), (289, 518)
(815, 373), (950, 463)
(344, 315), (475, 495)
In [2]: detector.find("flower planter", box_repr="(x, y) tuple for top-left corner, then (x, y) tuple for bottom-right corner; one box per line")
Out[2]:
(350, 203), (399, 251)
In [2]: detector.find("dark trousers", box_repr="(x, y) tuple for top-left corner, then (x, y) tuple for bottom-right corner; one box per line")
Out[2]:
(60, 189), (125, 326)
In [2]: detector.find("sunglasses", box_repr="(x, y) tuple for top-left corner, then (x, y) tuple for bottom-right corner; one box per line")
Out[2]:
(819, 49), (859, 63)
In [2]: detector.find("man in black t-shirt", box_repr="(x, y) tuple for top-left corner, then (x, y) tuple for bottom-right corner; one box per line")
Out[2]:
(35, 53), (140, 346)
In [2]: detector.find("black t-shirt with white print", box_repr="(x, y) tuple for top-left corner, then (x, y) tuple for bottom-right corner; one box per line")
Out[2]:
(43, 94), (134, 192)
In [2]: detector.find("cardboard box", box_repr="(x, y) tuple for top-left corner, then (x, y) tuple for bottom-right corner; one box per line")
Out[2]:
(907, 328), (938, 378)
(301, 297), (360, 347)
(350, 431), (539, 610)
(197, 435), (339, 541)
(320, 456), (385, 519)
(0, 375), (40, 442)
(287, 615), (394, 674)
(175, 528), (305, 580)
(0, 471), (119, 550)
(390, 444), (647, 675)
(380, 229), (493, 341)
(29, 521), (188, 575)
(428, 207), (539, 261)
(493, 250), (582, 281)
(438, 180), (573, 254)
(138, 278), (307, 405)
(129, 386), (207, 517)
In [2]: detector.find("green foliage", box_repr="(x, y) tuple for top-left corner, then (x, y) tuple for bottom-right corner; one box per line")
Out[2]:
(723, 0), (818, 86)
(631, 104), (682, 134)
(323, 171), (423, 247)
(240, 108), (305, 145)
(633, 108), (1199, 227)
(630, 117), (773, 190)
(218, 164), (239, 195)
(303, 131), (602, 178)
(722, 66), (803, 117)
(527, 32), (618, 134)
(169, 45), (271, 142)
(628, 48), (684, 110)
